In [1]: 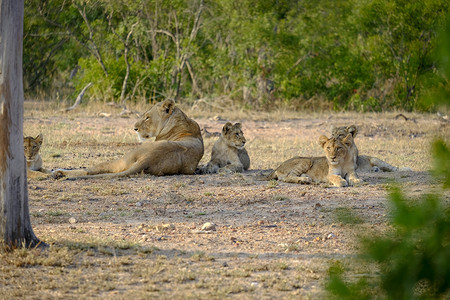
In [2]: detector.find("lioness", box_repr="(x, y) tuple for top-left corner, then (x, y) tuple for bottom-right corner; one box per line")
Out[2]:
(267, 134), (362, 187)
(331, 125), (412, 172)
(52, 99), (204, 179)
(199, 122), (250, 174)
(24, 134), (50, 179)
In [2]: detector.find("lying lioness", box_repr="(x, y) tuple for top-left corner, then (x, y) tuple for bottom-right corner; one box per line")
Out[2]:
(331, 125), (412, 172)
(52, 99), (204, 179)
(266, 134), (362, 187)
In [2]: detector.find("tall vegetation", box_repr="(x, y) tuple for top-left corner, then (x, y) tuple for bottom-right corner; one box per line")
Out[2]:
(326, 15), (450, 299)
(23, 0), (449, 111)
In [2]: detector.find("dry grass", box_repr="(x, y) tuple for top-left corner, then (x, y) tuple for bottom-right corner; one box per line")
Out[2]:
(1, 100), (448, 299)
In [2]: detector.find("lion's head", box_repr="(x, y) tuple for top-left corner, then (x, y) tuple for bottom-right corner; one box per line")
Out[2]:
(222, 122), (246, 149)
(134, 100), (174, 142)
(331, 125), (357, 139)
(134, 99), (202, 142)
(319, 133), (353, 166)
(24, 134), (43, 161)
(331, 125), (358, 166)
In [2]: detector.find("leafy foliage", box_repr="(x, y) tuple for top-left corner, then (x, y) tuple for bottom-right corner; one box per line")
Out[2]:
(24, 0), (449, 110)
(326, 14), (450, 299)
(327, 188), (450, 299)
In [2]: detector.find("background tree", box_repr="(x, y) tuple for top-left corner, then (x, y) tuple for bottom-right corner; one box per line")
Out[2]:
(326, 14), (450, 299)
(0, 0), (42, 248)
(22, 0), (450, 111)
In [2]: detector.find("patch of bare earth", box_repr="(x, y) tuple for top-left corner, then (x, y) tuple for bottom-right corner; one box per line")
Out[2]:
(2, 105), (449, 299)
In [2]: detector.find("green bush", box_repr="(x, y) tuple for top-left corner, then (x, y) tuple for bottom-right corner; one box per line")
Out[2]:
(326, 15), (450, 298)
(327, 184), (450, 299)
(23, 0), (449, 110)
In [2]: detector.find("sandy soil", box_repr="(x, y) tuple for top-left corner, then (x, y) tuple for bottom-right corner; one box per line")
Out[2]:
(21, 108), (450, 298)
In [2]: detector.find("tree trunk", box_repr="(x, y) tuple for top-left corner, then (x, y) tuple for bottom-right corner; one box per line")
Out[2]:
(0, 0), (43, 248)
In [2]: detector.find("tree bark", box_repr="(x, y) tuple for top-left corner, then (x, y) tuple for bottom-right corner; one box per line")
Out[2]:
(0, 0), (43, 248)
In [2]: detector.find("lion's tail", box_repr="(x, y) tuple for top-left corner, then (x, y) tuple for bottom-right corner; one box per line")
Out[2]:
(254, 169), (276, 181)
(64, 163), (147, 180)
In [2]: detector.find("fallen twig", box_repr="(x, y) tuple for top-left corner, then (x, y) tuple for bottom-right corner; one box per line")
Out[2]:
(395, 113), (417, 123)
(60, 82), (93, 112)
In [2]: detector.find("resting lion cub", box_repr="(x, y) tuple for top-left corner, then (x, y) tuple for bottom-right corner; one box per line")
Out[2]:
(200, 122), (250, 174)
(331, 125), (412, 172)
(24, 134), (50, 179)
(267, 134), (362, 187)
(52, 99), (204, 179)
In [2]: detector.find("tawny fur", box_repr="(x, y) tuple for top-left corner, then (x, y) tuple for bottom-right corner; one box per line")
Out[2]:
(24, 134), (50, 179)
(200, 122), (250, 174)
(267, 134), (362, 187)
(52, 99), (204, 179)
(331, 125), (411, 172)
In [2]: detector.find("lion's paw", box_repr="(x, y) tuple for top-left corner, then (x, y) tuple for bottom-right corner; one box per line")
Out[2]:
(51, 169), (66, 179)
(334, 179), (348, 188)
(298, 174), (312, 184)
(349, 178), (363, 186)
(217, 167), (233, 175)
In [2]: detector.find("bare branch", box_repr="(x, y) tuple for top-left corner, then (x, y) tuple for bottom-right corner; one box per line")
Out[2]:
(154, 29), (177, 44)
(107, 12), (139, 108)
(185, 59), (199, 95)
(188, 0), (204, 44)
(60, 83), (93, 112)
(73, 2), (108, 75)
(130, 75), (150, 101)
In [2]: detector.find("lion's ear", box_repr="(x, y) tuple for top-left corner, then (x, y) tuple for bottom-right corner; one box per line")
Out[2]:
(160, 99), (175, 115)
(223, 122), (233, 133)
(347, 125), (358, 138)
(35, 134), (43, 145)
(319, 135), (329, 148)
(235, 123), (242, 129)
(342, 133), (353, 147)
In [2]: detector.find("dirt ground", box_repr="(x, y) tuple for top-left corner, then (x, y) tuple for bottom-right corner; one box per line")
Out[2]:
(4, 104), (449, 298)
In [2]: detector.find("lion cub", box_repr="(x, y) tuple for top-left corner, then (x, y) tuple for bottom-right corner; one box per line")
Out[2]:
(267, 134), (362, 187)
(24, 134), (50, 179)
(331, 125), (412, 172)
(200, 122), (250, 174)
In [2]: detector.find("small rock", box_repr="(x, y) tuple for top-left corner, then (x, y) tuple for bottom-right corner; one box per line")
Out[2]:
(212, 115), (226, 121)
(201, 222), (216, 231)
(136, 201), (143, 207)
(156, 223), (175, 232)
(98, 112), (112, 118)
(251, 282), (259, 287)
(69, 217), (77, 224)
(326, 233), (336, 240)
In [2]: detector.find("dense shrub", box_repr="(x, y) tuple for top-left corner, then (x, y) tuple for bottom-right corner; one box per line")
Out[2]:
(24, 0), (449, 111)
